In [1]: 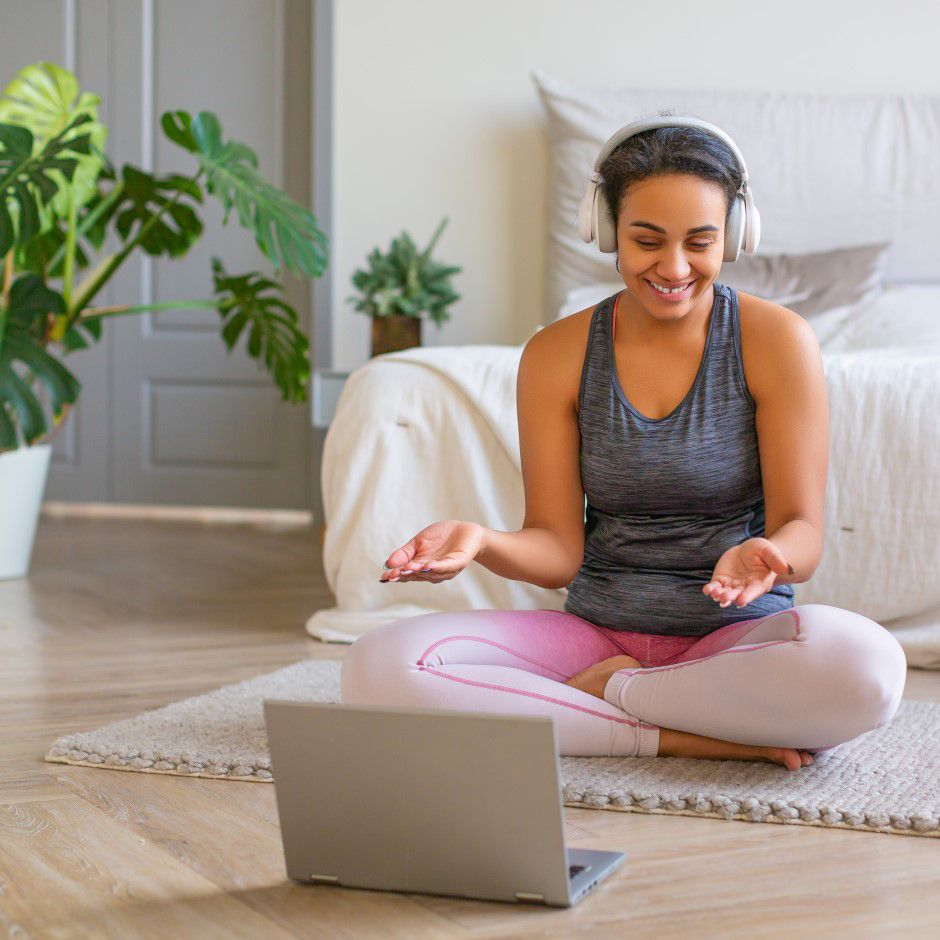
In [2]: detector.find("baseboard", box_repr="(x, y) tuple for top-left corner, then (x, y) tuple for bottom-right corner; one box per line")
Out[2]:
(41, 501), (313, 527)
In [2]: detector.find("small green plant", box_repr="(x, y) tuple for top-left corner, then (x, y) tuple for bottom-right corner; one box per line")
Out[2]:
(347, 217), (461, 326)
(0, 61), (329, 452)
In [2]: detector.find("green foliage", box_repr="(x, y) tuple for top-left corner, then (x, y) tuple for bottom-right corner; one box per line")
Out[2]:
(0, 61), (329, 453)
(0, 274), (79, 449)
(161, 111), (328, 279)
(348, 217), (461, 326)
(0, 113), (94, 255)
(17, 161), (118, 278)
(113, 165), (204, 258)
(211, 257), (310, 405)
(0, 60), (109, 220)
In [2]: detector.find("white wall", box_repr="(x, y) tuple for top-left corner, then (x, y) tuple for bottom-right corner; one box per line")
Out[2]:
(329, 0), (940, 371)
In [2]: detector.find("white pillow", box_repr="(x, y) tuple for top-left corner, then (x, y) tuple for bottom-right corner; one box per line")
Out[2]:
(533, 69), (940, 324)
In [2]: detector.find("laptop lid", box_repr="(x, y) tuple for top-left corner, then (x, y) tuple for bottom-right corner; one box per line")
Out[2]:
(263, 699), (578, 906)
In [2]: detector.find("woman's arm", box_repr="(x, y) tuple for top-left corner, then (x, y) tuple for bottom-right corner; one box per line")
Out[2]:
(475, 526), (581, 591)
(474, 318), (588, 590)
(748, 305), (830, 586)
(765, 518), (824, 586)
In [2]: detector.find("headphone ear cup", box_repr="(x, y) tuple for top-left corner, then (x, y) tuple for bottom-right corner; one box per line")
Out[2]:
(577, 181), (598, 244)
(743, 191), (760, 254)
(595, 188), (617, 253)
(723, 194), (745, 262)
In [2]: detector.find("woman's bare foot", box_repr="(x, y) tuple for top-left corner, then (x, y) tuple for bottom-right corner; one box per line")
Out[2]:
(564, 654), (641, 700)
(659, 727), (814, 771)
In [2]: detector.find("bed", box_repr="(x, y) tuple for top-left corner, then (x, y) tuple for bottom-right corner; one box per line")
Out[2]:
(307, 75), (940, 669)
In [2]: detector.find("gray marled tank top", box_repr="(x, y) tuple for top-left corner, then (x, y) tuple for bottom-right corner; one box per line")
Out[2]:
(564, 281), (795, 637)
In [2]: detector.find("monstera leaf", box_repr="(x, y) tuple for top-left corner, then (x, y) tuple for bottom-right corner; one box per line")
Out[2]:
(0, 274), (79, 449)
(113, 165), (204, 258)
(211, 257), (309, 404)
(0, 112), (94, 255)
(162, 110), (328, 280)
(18, 159), (120, 279)
(0, 60), (109, 221)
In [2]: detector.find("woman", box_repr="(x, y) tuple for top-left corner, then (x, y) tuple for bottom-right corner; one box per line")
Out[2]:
(340, 116), (907, 772)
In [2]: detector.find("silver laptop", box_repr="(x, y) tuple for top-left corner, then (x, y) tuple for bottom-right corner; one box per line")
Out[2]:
(263, 699), (626, 908)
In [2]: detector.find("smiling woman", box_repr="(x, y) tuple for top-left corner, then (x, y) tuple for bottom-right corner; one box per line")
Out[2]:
(616, 173), (726, 321)
(343, 113), (907, 773)
(600, 120), (738, 327)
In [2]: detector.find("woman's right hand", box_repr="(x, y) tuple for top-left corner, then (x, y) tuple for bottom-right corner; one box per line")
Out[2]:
(379, 520), (487, 584)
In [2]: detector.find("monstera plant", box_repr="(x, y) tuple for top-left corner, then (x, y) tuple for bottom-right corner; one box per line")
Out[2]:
(0, 61), (328, 578)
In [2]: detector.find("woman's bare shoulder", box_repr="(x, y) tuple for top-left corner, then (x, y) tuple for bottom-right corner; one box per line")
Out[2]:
(521, 306), (597, 410)
(736, 289), (817, 402)
(736, 288), (807, 342)
(534, 304), (597, 346)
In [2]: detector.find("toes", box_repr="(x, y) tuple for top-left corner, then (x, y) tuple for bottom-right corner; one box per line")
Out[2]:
(776, 748), (803, 771)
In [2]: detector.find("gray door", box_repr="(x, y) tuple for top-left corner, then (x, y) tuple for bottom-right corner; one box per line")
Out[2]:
(2, 0), (314, 508)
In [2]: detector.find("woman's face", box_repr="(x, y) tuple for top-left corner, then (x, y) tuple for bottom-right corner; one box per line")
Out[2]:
(615, 173), (727, 321)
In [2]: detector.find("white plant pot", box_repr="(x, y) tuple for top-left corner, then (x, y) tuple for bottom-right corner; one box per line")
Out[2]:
(0, 444), (52, 580)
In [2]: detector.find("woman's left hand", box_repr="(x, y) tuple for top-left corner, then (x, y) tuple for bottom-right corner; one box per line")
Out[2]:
(703, 538), (793, 609)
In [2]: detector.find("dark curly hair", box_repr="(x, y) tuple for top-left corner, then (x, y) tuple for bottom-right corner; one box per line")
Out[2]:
(598, 108), (743, 230)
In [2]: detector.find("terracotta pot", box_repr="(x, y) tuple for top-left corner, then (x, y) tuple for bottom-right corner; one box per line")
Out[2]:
(371, 314), (422, 357)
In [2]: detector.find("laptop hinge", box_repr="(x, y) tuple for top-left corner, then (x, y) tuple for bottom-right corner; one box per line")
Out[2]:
(514, 891), (546, 904)
(309, 874), (341, 885)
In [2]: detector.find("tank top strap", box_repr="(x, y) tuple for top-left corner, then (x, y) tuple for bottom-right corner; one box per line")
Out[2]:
(708, 281), (756, 410)
(577, 290), (620, 418)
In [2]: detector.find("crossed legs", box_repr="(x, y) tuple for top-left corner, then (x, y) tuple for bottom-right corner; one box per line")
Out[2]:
(340, 605), (907, 758)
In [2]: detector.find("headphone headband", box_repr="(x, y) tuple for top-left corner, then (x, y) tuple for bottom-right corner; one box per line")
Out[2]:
(593, 116), (752, 192)
(578, 115), (759, 260)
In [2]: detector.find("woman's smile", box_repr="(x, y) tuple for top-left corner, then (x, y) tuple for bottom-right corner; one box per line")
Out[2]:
(643, 276), (697, 302)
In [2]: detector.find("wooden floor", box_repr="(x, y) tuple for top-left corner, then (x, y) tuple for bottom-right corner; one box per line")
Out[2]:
(2, 516), (938, 939)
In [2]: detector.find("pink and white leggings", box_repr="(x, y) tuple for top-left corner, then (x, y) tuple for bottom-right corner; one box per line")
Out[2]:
(340, 604), (907, 757)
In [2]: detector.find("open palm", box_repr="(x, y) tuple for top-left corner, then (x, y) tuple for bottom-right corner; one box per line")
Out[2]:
(380, 520), (487, 583)
(703, 537), (792, 609)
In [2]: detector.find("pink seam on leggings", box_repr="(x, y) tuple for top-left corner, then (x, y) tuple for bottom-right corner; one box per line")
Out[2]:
(418, 665), (658, 730)
(418, 634), (570, 680)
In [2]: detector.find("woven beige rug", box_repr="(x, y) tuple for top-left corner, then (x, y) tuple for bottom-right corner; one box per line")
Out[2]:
(45, 659), (939, 838)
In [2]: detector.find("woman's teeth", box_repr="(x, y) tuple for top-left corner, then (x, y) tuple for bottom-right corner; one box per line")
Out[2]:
(648, 279), (692, 294)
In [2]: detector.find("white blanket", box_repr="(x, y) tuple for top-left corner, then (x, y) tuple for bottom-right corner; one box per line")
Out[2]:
(308, 291), (940, 669)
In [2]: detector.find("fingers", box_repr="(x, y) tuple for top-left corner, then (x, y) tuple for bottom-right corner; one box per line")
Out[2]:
(703, 577), (771, 608)
(380, 572), (447, 584)
(379, 556), (453, 583)
(379, 567), (459, 583)
(703, 578), (745, 608)
(716, 586), (744, 608)
(378, 566), (427, 582)
(384, 542), (417, 569)
(702, 577), (734, 602)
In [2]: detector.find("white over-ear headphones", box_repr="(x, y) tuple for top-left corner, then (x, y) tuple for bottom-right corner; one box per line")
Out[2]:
(577, 116), (760, 263)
